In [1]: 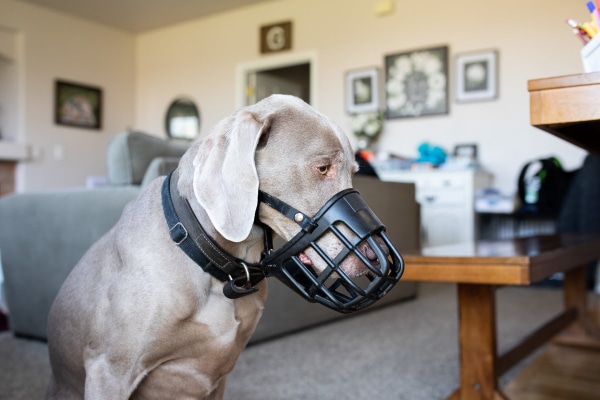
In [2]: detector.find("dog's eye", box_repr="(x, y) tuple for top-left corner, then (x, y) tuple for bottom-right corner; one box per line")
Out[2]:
(317, 165), (329, 175)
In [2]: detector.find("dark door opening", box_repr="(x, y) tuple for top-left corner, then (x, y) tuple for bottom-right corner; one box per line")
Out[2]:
(246, 62), (310, 105)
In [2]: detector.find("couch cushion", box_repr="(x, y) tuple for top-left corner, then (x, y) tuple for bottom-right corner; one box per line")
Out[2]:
(106, 131), (189, 185)
(141, 157), (182, 188)
(0, 187), (140, 339)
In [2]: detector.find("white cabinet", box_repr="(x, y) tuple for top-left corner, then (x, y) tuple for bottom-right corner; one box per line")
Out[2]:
(378, 169), (492, 248)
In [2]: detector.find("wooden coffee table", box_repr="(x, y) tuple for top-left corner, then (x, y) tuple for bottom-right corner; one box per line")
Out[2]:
(402, 234), (600, 400)
(528, 72), (600, 154)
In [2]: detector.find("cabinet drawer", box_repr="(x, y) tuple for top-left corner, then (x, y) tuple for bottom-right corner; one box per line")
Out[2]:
(417, 189), (465, 205)
(424, 175), (466, 190)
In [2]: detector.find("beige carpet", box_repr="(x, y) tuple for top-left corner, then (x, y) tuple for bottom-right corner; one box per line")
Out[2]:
(0, 283), (567, 399)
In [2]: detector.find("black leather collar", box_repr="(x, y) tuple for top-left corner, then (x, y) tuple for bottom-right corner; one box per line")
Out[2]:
(161, 169), (265, 299)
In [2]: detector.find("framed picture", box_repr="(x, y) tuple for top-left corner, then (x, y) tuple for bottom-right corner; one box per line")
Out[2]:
(384, 45), (448, 119)
(345, 67), (381, 114)
(260, 21), (292, 54)
(54, 80), (102, 129)
(454, 143), (478, 160)
(455, 50), (498, 102)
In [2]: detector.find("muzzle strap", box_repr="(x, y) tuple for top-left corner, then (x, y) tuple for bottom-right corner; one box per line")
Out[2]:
(258, 191), (317, 233)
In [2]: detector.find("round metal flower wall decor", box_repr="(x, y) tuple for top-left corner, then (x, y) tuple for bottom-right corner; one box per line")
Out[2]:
(385, 46), (449, 119)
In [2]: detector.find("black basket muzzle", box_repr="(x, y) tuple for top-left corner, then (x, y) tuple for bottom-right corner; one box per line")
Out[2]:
(259, 188), (404, 314)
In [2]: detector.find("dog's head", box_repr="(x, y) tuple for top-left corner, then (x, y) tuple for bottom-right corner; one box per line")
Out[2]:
(177, 95), (403, 312)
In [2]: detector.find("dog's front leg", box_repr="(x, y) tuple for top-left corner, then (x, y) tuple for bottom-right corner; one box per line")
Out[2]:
(209, 377), (226, 400)
(83, 355), (142, 400)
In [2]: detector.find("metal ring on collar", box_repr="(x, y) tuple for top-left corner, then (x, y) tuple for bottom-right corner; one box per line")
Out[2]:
(229, 262), (252, 289)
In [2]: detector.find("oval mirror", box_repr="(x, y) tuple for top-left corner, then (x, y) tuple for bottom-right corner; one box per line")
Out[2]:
(165, 98), (200, 140)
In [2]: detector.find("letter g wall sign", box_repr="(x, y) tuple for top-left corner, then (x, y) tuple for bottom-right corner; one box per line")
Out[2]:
(260, 21), (292, 54)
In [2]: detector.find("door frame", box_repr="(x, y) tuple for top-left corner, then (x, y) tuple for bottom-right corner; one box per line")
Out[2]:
(235, 51), (318, 109)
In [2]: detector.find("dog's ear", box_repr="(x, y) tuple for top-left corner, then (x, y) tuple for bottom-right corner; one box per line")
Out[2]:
(192, 110), (270, 242)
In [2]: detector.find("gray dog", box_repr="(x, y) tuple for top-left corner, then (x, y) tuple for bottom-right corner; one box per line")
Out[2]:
(46, 95), (387, 399)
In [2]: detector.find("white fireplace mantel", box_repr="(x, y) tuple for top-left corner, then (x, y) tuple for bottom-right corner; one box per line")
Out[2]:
(0, 141), (28, 161)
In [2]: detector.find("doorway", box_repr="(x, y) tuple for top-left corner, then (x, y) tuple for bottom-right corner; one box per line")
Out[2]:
(247, 63), (310, 105)
(236, 52), (317, 108)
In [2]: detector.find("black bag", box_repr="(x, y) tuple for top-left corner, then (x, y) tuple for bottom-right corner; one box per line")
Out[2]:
(517, 157), (575, 216)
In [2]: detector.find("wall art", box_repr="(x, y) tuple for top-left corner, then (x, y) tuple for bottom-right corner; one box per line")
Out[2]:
(345, 67), (381, 114)
(55, 80), (102, 130)
(455, 49), (498, 102)
(385, 45), (448, 119)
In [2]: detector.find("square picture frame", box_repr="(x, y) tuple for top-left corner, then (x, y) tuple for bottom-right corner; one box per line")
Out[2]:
(384, 45), (449, 119)
(55, 80), (102, 129)
(454, 143), (478, 160)
(345, 67), (381, 114)
(455, 50), (498, 102)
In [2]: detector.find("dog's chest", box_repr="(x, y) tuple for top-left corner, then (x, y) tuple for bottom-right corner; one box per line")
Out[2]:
(132, 358), (224, 399)
(133, 286), (266, 399)
(132, 323), (255, 399)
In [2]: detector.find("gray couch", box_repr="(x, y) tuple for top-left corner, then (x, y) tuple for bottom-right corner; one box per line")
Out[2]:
(0, 131), (420, 344)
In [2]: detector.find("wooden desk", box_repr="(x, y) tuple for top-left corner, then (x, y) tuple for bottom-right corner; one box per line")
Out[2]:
(403, 234), (600, 400)
(528, 72), (600, 154)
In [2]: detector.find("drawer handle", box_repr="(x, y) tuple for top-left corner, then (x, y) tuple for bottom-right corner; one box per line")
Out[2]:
(424, 195), (436, 203)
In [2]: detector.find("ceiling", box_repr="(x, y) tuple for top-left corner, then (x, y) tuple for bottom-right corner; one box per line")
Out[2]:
(14, 0), (279, 33)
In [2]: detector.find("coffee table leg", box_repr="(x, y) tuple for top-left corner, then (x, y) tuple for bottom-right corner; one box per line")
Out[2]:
(449, 284), (508, 400)
(557, 265), (600, 347)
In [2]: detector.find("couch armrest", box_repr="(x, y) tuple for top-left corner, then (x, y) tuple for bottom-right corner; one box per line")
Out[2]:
(141, 157), (181, 188)
(0, 187), (140, 339)
(106, 131), (188, 186)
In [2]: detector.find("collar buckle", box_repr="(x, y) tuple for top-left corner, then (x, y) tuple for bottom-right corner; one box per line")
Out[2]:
(169, 222), (188, 245)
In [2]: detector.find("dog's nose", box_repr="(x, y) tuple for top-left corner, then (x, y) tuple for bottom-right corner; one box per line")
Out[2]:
(358, 237), (389, 261)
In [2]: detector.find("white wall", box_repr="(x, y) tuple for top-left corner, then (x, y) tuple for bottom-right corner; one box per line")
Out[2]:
(0, 0), (591, 194)
(135, 0), (590, 194)
(0, 0), (135, 191)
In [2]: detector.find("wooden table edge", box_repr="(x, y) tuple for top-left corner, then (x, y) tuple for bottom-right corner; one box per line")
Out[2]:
(401, 235), (600, 285)
(528, 71), (600, 92)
